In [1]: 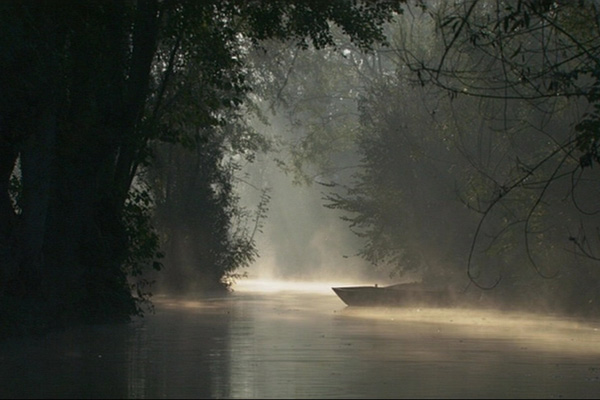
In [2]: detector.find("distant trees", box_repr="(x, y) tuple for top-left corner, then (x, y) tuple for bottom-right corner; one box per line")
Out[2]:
(260, 1), (600, 314)
(401, 0), (600, 306)
(251, 8), (478, 286)
(0, 0), (404, 335)
(147, 122), (271, 294)
(324, 77), (478, 287)
(345, 0), (600, 312)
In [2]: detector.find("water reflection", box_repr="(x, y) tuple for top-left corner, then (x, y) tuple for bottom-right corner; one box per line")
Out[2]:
(1, 280), (600, 398)
(0, 322), (135, 398)
(126, 295), (234, 398)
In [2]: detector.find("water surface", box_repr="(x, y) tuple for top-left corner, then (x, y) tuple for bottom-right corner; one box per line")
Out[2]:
(1, 280), (600, 398)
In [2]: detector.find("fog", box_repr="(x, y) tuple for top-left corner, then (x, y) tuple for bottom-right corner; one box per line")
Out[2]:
(224, 2), (600, 319)
(139, 1), (600, 318)
(5, 3), (600, 398)
(236, 115), (388, 288)
(5, 288), (600, 399)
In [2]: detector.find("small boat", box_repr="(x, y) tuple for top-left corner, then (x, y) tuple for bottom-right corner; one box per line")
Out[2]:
(331, 282), (452, 307)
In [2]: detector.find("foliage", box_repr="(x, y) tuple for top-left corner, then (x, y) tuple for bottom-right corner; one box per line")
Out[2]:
(122, 182), (164, 315)
(380, 0), (600, 311)
(149, 121), (268, 293)
(324, 74), (477, 285)
(248, 34), (366, 185)
(264, 1), (600, 313)
(0, 0), (405, 335)
(410, 0), (599, 279)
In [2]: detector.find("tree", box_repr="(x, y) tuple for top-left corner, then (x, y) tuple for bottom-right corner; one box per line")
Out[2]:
(264, 1), (600, 314)
(403, 0), (599, 289)
(0, 0), (405, 336)
(246, 5), (477, 286)
(342, 0), (600, 313)
(147, 120), (271, 294)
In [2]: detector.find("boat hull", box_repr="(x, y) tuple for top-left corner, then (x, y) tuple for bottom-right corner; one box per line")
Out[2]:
(332, 284), (451, 307)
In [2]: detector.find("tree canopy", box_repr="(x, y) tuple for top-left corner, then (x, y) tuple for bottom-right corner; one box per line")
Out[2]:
(0, 0), (405, 337)
(256, 0), (600, 315)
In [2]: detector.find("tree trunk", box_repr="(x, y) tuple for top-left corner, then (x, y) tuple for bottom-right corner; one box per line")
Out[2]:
(13, 108), (56, 295)
(112, 0), (160, 206)
(0, 133), (18, 292)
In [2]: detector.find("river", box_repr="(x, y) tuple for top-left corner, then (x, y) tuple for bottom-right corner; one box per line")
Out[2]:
(1, 279), (600, 399)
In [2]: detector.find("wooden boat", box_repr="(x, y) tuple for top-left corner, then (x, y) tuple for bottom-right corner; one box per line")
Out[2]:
(331, 282), (452, 307)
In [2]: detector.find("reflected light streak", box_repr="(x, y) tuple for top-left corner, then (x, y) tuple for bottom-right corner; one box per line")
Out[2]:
(151, 295), (229, 310)
(338, 306), (600, 356)
(232, 277), (371, 295)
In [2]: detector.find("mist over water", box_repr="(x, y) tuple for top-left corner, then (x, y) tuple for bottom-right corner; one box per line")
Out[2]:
(212, 120), (600, 398)
(245, 178), (379, 286)
(6, 285), (600, 399)
(5, 3), (600, 399)
(237, 116), (393, 289)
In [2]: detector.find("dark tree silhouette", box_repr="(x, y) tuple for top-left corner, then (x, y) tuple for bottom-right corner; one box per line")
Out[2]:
(0, 0), (405, 337)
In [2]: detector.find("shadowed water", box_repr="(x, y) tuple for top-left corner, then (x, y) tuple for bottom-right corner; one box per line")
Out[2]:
(1, 280), (600, 399)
